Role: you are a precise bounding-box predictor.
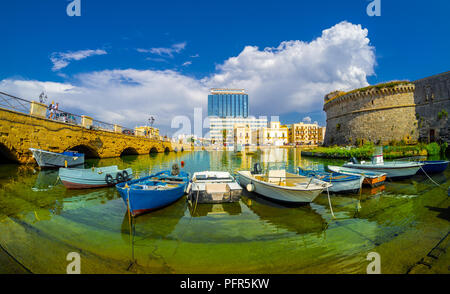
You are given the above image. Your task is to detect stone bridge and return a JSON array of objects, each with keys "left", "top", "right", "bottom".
[{"left": 0, "top": 102, "right": 190, "bottom": 165}]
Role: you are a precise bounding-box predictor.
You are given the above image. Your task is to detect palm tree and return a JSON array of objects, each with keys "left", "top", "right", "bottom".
[{"left": 222, "top": 129, "right": 227, "bottom": 146}]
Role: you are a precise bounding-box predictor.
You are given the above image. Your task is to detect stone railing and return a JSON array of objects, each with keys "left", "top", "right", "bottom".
[{"left": 0, "top": 91, "right": 139, "bottom": 137}]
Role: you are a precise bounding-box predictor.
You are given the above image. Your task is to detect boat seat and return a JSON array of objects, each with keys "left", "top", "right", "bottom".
[
  {"left": 268, "top": 170, "right": 286, "bottom": 185},
  {"left": 206, "top": 183, "right": 231, "bottom": 201}
]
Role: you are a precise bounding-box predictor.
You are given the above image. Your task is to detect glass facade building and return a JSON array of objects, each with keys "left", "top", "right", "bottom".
[{"left": 208, "top": 89, "right": 248, "bottom": 118}]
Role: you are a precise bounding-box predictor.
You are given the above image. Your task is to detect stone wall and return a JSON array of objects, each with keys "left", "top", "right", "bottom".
[
  {"left": 0, "top": 107, "right": 191, "bottom": 164},
  {"left": 323, "top": 71, "right": 450, "bottom": 146},
  {"left": 414, "top": 72, "right": 450, "bottom": 143},
  {"left": 323, "top": 84, "right": 418, "bottom": 145}
]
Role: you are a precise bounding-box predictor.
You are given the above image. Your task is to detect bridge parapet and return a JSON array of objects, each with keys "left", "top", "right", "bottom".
[{"left": 0, "top": 91, "right": 180, "bottom": 164}]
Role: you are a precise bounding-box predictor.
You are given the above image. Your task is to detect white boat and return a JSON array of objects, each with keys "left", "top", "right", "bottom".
[
  {"left": 188, "top": 171, "right": 243, "bottom": 204},
  {"left": 327, "top": 165, "right": 387, "bottom": 187},
  {"left": 236, "top": 165, "right": 332, "bottom": 204},
  {"left": 342, "top": 150, "right": 423, "bottom": 179},
  {"left": 29, "top": 148, "right": 84, "bottom": 168},
  {"left": 59, "top": 165, "right": 132, "bottom": 189}
]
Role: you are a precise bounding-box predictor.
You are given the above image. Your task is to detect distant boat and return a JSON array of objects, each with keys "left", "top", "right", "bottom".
[
  {"left": 343, "top": 158, "right": 423, "bottom": 179},
  {"left": 298, "top": 167, "right": 363, "bottom": 193},
  {"left": 116, "top": 170, "right": 189, "bottom": 217},
  {"left": 237, "top": 164, "right": 332, "bottom": 204},
  {"left": 327, "top": 165, "right": 387, "bottom": 187},
  {"left": 187, "top": 171, "right": 242, "bottom": 204},
  {"left": 417, "top": 160, "right": 449, "bottom": 174},
  {"left": 59, "top": 165, "right": 132, "bottom": 189},
  {"left": 29, "top": 148, "right": 84, "bottom": 168},
  {"left": 342, "top": 147, "right": 423, "bottom": 179}
]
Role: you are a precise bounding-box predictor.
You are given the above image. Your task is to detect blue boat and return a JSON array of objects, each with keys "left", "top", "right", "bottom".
[
  {"left": 417, "top": 160, "right": 449, "bottom": 174},
  {"left": 298, "top": 167, "right": 363, "bottom": 193},
  {"left": 116, "top": 170, "right": 189, "bottom": 217}
]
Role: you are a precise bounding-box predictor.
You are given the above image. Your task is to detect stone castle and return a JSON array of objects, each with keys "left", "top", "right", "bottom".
[{"left": 323, "top": 71, "right": 450, "bottom": 146}]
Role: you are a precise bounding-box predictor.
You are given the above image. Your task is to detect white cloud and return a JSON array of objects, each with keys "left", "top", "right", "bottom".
[
  {"left": 137, "top": 42, "right": 186, "bottom": 58},
  {"left": 2, "top": 22, "right": 375, "bottom": 135},
  {"left": 205, "top": 21, "right": 375, "bottom": 115},
  {"left": 182, "top": 61, "right": 192, "bottom": 67},
  {"left": 302, "top": 116, "right": 312, "bottom": 123},
  {"left": 50, "top": 49, "right": 107, "bottom": 71}
]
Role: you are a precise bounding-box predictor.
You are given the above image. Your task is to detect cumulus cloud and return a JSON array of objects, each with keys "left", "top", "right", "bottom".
[
  {"left": 137, "top": 42, "right": 187, "bottom": 58},
  {"left": 205, "top": 21, "right": 375, "bottom": 115},
  {"left": 1, "top": 21, "right": 375, "bottom": 135},
  {"left": 302, "top": 116, "right": 312, "bottom": 123},
  {"left": 50, "top": 49, "right": 107, "bottom": 71}
]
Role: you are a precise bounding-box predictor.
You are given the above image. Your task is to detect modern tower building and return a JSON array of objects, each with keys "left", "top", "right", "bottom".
[{"left": 208, "top": 89, "right": 248, "bottom": 118}]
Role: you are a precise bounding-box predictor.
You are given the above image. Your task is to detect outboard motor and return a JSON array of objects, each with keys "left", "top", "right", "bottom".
[
  {"left": 252, "top": 163, "right": 262, "bottom": 175},
  {"left": 171, "top": 163, "right": 180, "bottom": 176},
  {"left": 351, "top": 157, "right": 359, "bottom": 164}
]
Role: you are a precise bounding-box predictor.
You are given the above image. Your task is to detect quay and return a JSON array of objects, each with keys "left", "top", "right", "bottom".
[{"left": 0, "top": 92, "right": 191, "bottom": 165}]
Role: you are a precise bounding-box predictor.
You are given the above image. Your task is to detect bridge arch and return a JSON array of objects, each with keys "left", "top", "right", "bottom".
[
  {"left": 149, "top": 147, "right": 158, "bottom": 154},
  {"left": 164, "top": 147, "right": 170, "bottom": 153},
  {"left": 120, "top": 147, "right": 139, "bottom": 157},
  {"left": 67, "top": 144, "right": 100, "bottom": 159},
  {"left": 0, "top": 143, "right": 18, "bottom": 163}
]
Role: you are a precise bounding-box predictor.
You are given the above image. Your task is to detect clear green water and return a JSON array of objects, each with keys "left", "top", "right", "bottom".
[{"left": 0, "top": 148, "right": 448, "bottom": 274}]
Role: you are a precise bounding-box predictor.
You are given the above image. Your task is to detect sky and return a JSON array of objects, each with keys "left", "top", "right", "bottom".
[{"left": 1, "top": 0, "right": 449, "bottom": 136}]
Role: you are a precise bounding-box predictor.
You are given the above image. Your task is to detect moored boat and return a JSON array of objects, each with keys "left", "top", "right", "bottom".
[
  {"left": 236, "top": 164, "right": 332, "bottom": 204},
  {"left": 327, "top": 165, "right": 387, "bottom": 187},
  {"left": 116, "top": 169, "right": 189, "bottom": 217},
  {"left": 187, "top": 171, "right": 242, "bottom": 204},
  {"left": 417, "top": 160, "right": 449, "bottom": 174},
  {"left": 59, "top": 165, "right": 132, "bottom": 189},
  {"left": 298, "top": 167, "right": 363, "bottom": 193},
  {"left": 30, "top": 148, "right": 84, "bottom": 168},
  {"left": 343, "top": 159, "right": 423, "bottom": 179}
]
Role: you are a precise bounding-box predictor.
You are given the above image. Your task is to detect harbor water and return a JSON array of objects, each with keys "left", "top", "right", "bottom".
[{"left": 0, "top": 148, "right": 449, "bottom": 274}]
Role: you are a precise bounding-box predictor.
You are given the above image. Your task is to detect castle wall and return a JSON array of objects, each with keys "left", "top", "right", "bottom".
[
  {"left": 323, "top": 71, "right": 450, "bottom": 146},
  {"left": 414, "top": 72, "right": 450, "bottom": 143}
]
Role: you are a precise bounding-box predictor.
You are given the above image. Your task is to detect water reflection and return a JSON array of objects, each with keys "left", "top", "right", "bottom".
[{"left": 0, "top": 149, "right": 449, "bottom": 273}]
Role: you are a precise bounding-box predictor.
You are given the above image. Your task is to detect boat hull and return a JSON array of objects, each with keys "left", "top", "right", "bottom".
[
  {"left": 327, "top": 177, "right": 364, "bottom": 193},
  {"left": 418, "top": 161, "right": 449, "bottom": 174},
  {"left": 327, "top": 166, "right": 387, "bottom": 187},
  {"left": 59, "top": 166, "right": 132, "bottom": 189},
  {"left": 342, "top": 163, "right": 422, "bottom": 179},
  {"left": 116, "top": 171, "right": 189, "bottom": 217},
  {"left": 237, "top": 172, "right": 324, "bottom": 204},
  {"left": 30, "top": 148, "right": 84, "bottom": 168}
]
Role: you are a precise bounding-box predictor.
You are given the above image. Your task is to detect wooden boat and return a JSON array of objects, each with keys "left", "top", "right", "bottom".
[
  {"left": 116, "top": 170, "right": 189, "bottom": 217},
  {"left": 343, "top": 159, "right": 423, "bottom": 179},
  {"left": 236, "top": 164, "right": 332, "bottom": 204},
  {"left": 59, "top": 165, "right": 132, "bottom": 189},
  {"left": 327, "top": 165, "right": 387, "bottom": 187},
  {"left": 187, "top": 171, "right": 242, "bottom": 204},
  {"left": 417, "top": 160, "right": 449, "bottom": 174},
  {"left": 298, "top": 167, "right": 364, "bottom": 193},
  {"left": 29, "top": 148, "right": 84, "bottom": 168}
]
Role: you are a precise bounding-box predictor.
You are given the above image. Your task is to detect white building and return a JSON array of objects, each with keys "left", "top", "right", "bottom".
[{"left": 209, "top": 116, "right": 268, "bottom": 145}]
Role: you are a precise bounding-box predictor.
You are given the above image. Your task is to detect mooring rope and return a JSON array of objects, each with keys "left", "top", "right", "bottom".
[{"left": 419, "top": 165, "right": 444, "bottom": 189}]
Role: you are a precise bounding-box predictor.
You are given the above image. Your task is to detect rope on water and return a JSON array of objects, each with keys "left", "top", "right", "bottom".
[
  {"left": 419, "top": 165, "right": 444, "bottom": 189},
  {"left": 326, "top": 186, "right": 336, "bottom": 219}
]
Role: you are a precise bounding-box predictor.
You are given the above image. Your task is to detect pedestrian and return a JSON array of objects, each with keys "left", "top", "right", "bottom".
[
  {"left": 48, "top": 101, "right": 55, "bottom": 119},
  {"left": 54, "top": 103, "right": 59, "bottom": 120}
]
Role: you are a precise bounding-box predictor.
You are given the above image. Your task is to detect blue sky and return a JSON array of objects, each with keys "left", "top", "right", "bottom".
[{"left": 1, "top": 0, "right": 449, "bottom": 135}]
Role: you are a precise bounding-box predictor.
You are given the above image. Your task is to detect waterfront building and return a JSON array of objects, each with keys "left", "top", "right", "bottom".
[
  {"left": 233, "top": 123, "right": 253, "bottom": 145},
  {"left": 288, "top": 122, "right": 324, "bottom": 145},
  {"left": 253, "top": 121, "right": 288, "bottom": 146},
  {"left": 209, "top": 116, "right": 268, "bottom": 145},
  {"left": 208, "top": 89, "right": 249, "bottom": 118}
]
